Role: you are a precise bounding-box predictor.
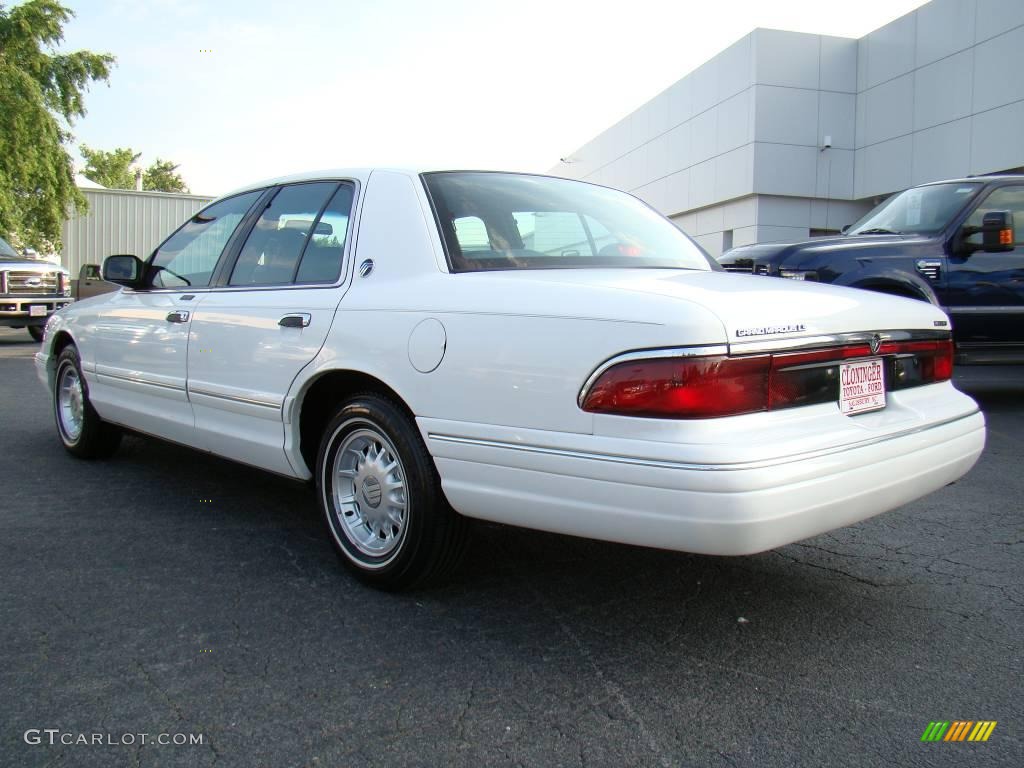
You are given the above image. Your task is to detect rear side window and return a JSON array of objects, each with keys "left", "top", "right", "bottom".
[
  {"left": 229, "top": 183, "right": 337, "bottom": 286},
  {"left": 149, "top": 191, "right": 262, "bottom": 288},
  {"left": 229, "top": 182, "right": 355, "bottom": 286},
  {"left": 295, "top": 184, "right": 355, "bottom": 284}
]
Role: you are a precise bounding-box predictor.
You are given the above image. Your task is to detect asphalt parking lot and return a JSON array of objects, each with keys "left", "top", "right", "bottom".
[{"left": 1, "top": 327, "right": 1021, "bottom": 768}]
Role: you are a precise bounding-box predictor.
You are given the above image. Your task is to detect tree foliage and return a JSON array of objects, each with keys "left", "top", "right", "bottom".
[
  {"left": 143, "top": 158, "right": 188, "bottom": 193},
  {"left": 81, "top": 145, "right": 190, "bottom": 193},
  {"left": 0, "top": 0, "right": 114, "bottom": 249},
  {"left": 80, "top": 144, "right": 139, "bottom": 189}
]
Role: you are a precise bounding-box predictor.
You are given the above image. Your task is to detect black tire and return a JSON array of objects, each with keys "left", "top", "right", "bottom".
[
  {"left": 28, "top": 325, "right": 44, "bottom": 342},
  {"left": 53, "top": 346, "right": 122, "bottom": 459},
  {"left": 316, "top": 393, "right": 468, "bottom": 590}
]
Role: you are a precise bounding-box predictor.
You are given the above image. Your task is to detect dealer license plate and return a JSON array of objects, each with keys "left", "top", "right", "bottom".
[
  {"left": 839, "top": 358, "right": 885, "bottom": 415},
  {"left": 28, "top": 305, "right": 47, "bottom": 317}
]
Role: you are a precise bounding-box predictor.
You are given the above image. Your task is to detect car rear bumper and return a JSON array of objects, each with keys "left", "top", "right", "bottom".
[{"left": 420, "top": 385, "right": 985, "bottom": 555}]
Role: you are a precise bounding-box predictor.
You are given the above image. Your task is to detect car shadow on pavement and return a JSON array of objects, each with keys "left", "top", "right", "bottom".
[{"left": 97, "top": 427, "right": 961, "bottom": 671}]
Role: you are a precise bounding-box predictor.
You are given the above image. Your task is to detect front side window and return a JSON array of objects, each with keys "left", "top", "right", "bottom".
[
  {"left": 148, "top": 191, "right": 262, "bottom": 288},
  {"left": 847, "top": 183, "right": 981, "bottom": 236},
  {"left": 963, "top": 186, "right": 1024, "bottom": 247},
  {"left": 423, "top": 172, "right": 713, "bottom": 272}
]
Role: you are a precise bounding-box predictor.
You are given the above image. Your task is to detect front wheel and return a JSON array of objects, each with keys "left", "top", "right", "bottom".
[
  {"left": 316, "top": 393, "right": 468, "bottom": 590},
  {"left": 28, "top": 326, "right": 44, "bottom": 342},
  {"left": 53, "top": 346, "right": 122, "bottom": 459}
]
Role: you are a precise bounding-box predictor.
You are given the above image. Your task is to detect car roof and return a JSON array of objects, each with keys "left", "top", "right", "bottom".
[
  {"left": 218, "top": 167, "right": 575, "bottom": 201},
  {"left": 918, "top": 174, "right": 1024, "bottom": 186}
]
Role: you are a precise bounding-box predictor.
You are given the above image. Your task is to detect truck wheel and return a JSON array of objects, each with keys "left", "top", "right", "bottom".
[
  {"left": 54, "top": 346, "right": 122, "bottom": 459},
  {"left": 28, "top": 326, "right": 44, "bottom": 342},
  {"left": 316, "top": 393, "right": 468, "bottom": 590}
]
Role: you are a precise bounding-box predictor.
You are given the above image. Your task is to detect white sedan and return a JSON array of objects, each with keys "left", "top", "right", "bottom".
[{"left": 36, "top": 169, "right": 986, "bottom": 589}]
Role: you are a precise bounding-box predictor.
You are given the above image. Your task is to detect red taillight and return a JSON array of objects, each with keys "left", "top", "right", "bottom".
[
  {"left": 581, "top": 339, "right": 954, "bottom": 419},
  {"left": 892, "top": 339, "right": 953, "bottom": 385},
  {"left": 581, "top": 356, "right": 769, "bottom": 418}
]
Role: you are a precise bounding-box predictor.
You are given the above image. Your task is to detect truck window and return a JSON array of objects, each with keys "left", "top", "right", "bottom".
[{"left": 847, "top": 183, "right": 981, "bottom": 236}]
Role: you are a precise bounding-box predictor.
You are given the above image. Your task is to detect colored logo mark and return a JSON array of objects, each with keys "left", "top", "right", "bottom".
[{"left": 921, "top": 721, "right": 997, "bottom": 742}]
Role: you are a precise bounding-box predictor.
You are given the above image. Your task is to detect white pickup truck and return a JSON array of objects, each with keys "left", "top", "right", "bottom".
[{"left": 0, "top": 235, "right": 72, "bottom": 341}]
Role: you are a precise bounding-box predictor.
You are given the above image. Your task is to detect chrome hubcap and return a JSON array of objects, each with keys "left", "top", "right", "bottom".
[
  {"left": 331, "top": 427, "right": 408, "bottom": 557},
  {"left": 57, "top": 364, "right": 84, "bottom": 442}
]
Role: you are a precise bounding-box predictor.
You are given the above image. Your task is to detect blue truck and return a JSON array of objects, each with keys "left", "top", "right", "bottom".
[{"left": 718, "top": 176, "right": 1024, "bottom": 364}]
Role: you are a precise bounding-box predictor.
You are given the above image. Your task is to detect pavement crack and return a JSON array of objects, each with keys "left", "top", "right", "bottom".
[
  {"left": 773, "top": 550, "right": 909, "bottom": 587},
  {"left": 525, "top": 585, "right": 677, "bottom": 768},
  {"left": 278, "top": 541, "right": 305, "bottom": 576},
  {"left": 454, "top": 682, "right": 476, "bottom": 745},
  {"left": 132, "top": 659, "right": 188, "bottom": 723}
]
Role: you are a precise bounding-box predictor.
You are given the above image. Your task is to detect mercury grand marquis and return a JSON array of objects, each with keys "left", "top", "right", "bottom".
[{"left": 36, "top": 169, "right": 986, "bottom": 589}]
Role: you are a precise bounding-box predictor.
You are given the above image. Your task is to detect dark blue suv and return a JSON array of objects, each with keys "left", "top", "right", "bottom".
[{"left": 718, "top": 176, "right": 1024, "bottom": 364}]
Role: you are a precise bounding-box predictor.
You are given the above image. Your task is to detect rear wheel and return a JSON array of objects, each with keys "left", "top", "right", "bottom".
[
  {"left": 54, "top": 346, "right": 122, "bottom": 458},
  {"left": 316, "top": 393, "right": 467, "bottom": 590},
  {"left": 28, "top": 326, "right": 44, "bottom": 342}
]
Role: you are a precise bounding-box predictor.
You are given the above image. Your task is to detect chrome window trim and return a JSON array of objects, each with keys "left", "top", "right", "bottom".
[
  {"left": 429, "top": 409, "right": 981, "bottom": 473},
  {"left": 577, "top": 345, "right": 730, "bottom": 407},
  {"left": 128, "top": 177, "right": 363, "bottom": 296},
  {"left": 96, "top": 370, "right": 185, "bottom": 392},
  {"left": 727, "top": 329, "right": 950, "bottom": 355},
  {"left": 187, "top": 386, "right": 280, "bottom": 409},
  {"left": 945, "top": 306, "right": 1024, "bottom": 314}
]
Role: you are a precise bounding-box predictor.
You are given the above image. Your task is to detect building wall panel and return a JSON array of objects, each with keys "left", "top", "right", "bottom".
[{"left": 61, "top": 189, "right": 213, "bottom": 277}]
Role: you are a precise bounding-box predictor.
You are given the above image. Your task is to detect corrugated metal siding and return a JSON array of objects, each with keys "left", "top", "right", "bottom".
[{"left": 61, "top": 188, "right": 214, "bottom": 276}]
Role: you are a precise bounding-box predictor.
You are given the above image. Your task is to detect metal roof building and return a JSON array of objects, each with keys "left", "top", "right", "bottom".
[
  {"left": 61, "top": 187, "right": 213, "bottom": 276},
  {"left": 552, "top": 0, "right": 1024, "bottom": 256}
]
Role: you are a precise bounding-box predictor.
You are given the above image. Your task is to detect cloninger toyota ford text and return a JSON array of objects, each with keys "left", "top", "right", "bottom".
[{"left": 36, "top": 169, "right": 986, "bottom": 589}]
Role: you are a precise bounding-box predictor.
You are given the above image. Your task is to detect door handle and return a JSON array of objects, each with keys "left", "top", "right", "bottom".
[
  {"left": 278, "top": 313, "right": 311, "bottom": 328},
  {"left": 166, "top": 310, "right": 190, "bottom": 323}
]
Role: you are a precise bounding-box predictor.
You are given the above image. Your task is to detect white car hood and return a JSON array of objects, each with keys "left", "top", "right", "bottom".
[{"left": 486, "top": 269, "right": 949, "bottom": 343}]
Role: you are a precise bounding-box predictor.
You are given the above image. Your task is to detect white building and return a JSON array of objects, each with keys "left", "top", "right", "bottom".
[{"left": 552, "top": 0, "right": 1024, "bottom": 257}]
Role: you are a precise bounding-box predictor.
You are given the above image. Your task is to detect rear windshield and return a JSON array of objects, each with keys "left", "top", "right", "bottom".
[
  {"left": 422, "top": 172, "right": 714, "bottom": 272},
  {"left": 846, "top": 182, "right": 982, "bottom": 236}
]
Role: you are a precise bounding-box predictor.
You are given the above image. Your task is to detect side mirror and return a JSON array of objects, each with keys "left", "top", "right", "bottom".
[
  {"left": 981, "top": 210, "right": 1014, "bottom": 253},
  {"left": 79, "top": 263, "right": 101, "bottom": 281},
  {"left": 840, "top": 224, "right": 851, "bottom": 234},
  {"left": 101, "top": 254, "right": 144, "bottom": 287}
]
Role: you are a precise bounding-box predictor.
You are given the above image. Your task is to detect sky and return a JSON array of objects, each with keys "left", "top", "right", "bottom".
[{"left": 58, "top": 0, "right": 930, "bottom": 196}]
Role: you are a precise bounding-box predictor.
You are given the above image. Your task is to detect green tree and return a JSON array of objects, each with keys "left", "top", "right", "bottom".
[
  {"left": 79, "top": 144, "right": 139, "bottom": 189},
  {"left": 0, "top": 0, "right": 114, "bottom": 249},
  {"left": 80, "top": 145, "right": 190, "bottom": 193},
  {"left": 143, "top": 158, "right": 188, "bottom": 193}
]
